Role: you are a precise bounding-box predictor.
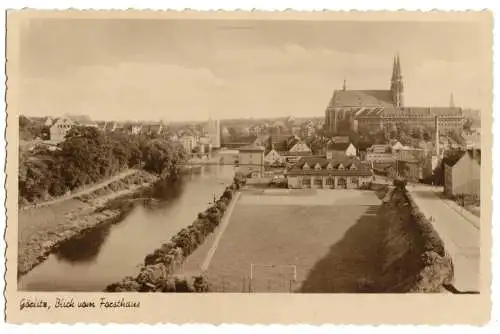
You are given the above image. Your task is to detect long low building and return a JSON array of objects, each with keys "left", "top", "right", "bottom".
[{"left": 286, "top": 157, "right": 373, "bottom": 189}]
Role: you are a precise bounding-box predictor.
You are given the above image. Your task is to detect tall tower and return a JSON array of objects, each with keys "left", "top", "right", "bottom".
[
  {"left": 342, "top": 79, "right": 347, "bottom": 91},
  {"left": 390, "top": 54, "right": 404, "bottom": 108},
  {"left": 449, "top": 93, "right": 455, "bottom": 108},
  {"left": 435, "top": 115, "right": 440, "bottom": 158}
]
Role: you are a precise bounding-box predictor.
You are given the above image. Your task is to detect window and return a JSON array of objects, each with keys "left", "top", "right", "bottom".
[
  {"left": 351, "top": 177, "right": 359, "bottom": 184},
  {"left": 326, "top": 163, "right": 333, "bottom": 170},
  {"left": 302, "top": 178, "right": 311, "bottom": 186},
  {"left": 302, "top": 163, "right": 310, "bottom": 170},
  {"left": 314, "top": 178, "right": 322, "bottom": 186},
  {"left": 338, "top": 178, "right": 347, "bottom": 186},
  {"left": 314, "top": 163, "right": 322, "bottom": 170},
  {"left": 338, "top": 164, "right": 344, "bottom": 170},
  {"left": 326, "top": 178, "right": 334, "bottom": 185}
]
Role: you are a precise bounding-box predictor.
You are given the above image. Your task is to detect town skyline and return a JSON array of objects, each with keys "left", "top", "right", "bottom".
[{"left": 19, "top": 19, "right": 488, "bottom": 122}]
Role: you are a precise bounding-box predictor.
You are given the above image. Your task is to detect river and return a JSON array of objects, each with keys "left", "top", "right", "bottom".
[{"left": 18, "top": 164, "right": 236, "bottom": 292}]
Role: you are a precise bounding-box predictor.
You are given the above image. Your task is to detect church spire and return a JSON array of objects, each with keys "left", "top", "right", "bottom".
[
  {"left": 390, "top": 53, "right": 404, "bottom": 108},
  {"left": 391, "top": 55, "right": 397, "bottom": 80},
  {"left": 395, "top": 53, "right": 401, "bottom": 77}
]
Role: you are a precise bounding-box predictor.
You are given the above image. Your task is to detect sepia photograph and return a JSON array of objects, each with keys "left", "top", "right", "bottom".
[{"left": 5, "top": 10, "right": 492, "bottom": 324}]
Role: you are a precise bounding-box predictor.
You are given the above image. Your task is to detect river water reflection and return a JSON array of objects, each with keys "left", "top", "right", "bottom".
[{"left": 19, "top": 165, "right": 236, "bottom": 291}]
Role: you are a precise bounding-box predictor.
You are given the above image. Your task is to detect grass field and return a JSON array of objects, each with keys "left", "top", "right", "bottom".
[{"left": 203, "top": 189, "right": 385, "bottom": 293}]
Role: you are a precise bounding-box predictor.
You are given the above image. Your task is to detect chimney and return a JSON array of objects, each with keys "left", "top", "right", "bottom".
[{"left": 435, "top": 115, "right": 440, "bottom": 158}]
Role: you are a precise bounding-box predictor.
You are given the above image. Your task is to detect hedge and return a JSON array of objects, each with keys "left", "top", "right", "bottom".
[{"left": 105, "top": 182, "right": 240, "bottom": 292}]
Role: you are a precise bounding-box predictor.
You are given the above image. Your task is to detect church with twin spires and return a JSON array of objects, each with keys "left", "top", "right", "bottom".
[{"left": 324, "top": 54, "right": 465, "bottom": 135}]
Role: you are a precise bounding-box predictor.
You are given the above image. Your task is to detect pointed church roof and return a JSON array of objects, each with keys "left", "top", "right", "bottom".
[
  {"left": 329, "top": 90, "right": 395, "bottom": 110},
  {"left": 396, "top": 54, "right": 401, "bottom": 77},
  {"left": 391, "top": 55, "right": 397, "bottom": 79}
]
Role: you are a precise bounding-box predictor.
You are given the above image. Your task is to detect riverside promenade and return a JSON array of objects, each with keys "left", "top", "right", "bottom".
[{"left": 407, "top": 185, "right": 480, "bottom": 293}]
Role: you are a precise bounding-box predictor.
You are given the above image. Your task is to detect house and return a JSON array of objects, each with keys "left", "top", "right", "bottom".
[
  {"left": 44, "top": 117, "right": 54, "bottom": 127},
  {"left": 179, "top": 135, "right": 198, "bottom": 154},
  {"left": 269, "top": 135, "right": 312, "bottom": 164},
  {"left": 49, "top": 117, "right": 75, "bottom": 142},
  {"left": 391, "top": 140, "right": 404, "bottom": 151},
  {"left": 366, "top": 144, "right": 395, "bottom": 163},
  {"left": 103, "top": 121, "right": 118, "bottom": 132},
  {"left": 238, "top": 144, "right": 265, "bottom": 178},
  {"left": 124, "top": 123, "right": 143, "bottom": 135},
  {"left": 326, "top": 142, "right": 357, "bottom": 159},
  {"left": 286, "top": 156, "right": 372, "bottom": 189},
  {"left": 267, "top": 135, "right": 298, "bottom": 149},
  {"left": 143, "top": 123, "right": 165, "bottom": 136},
  {"left": 264, "top": 148, "right": 284, "bottom": 165},
  {"left": 443, "top": 149, "right": 481, "bottom": 197},
  {"left": 254, "top": 135, "right": 270, "bottom": 147},
  {"left": 300, "top": 120, "right": 315, "bottom": 139},
  {"left": 219, "top": 148, "right": 239, "bottom": 165}
]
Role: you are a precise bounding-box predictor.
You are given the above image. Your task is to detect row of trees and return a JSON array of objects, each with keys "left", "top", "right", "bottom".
[
  {"left": 19, "top": 126, "right": 187, "bottom": 204},
  {"left": 106, "top": 184, "right": 240, "bottom": 292}
]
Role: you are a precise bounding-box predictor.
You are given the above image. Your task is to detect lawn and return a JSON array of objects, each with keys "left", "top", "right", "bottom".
[{"left": 203, "top": 190, "right": 385, "bottom": 293}]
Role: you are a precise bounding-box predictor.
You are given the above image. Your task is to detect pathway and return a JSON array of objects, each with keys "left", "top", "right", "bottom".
[
  {"left": 20, "top": 169, "right": 139, "bottom": 211},
  {"left": 407, "top": 185, "right": 480, "bottom": 292},
  {"left": 200, "top": 192, "right": 241, "bottom": 271}
]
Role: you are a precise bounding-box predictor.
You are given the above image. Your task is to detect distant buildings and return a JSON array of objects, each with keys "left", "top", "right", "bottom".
[
  {"left": 49, "top": 117, "right": 75, "bottom": 142},
  {"left": 238, "top": 144, "right": 265, "bottom": 177},
  {"left": 324, "top": 54, "right": 465, "bottom": 135},
  {"left": 179, "top": 134, "right": 198, "bottom": 154},
  {"left": 267, "top": 135, "right": 312, "bottom": 164},
  {"left": 366, "top": 144, "right": 395, "bottom": 163},
  {"left": 48, "top": 115, "right": 97, "bottom": 141},
  {"left": 286, "top": 157, "right": 373, "bottom": 189},
  {"left": 443, "top": 149, "right": 481, "bottom": 197},
  {"left": 326, "top": 141, "right": 357, "bottom": 159}
]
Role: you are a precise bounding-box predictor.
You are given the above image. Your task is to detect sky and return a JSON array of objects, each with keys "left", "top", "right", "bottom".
[{"left": 18, "top": 18, "right": 490, "bottom": 122}]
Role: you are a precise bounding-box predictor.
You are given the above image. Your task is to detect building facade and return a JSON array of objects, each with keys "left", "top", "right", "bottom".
[
  {"left": 264, "top": 149, "right": 285, "bottom": 165},
  {"left": 326, "top": 142, "right": 357, "bottom": 159},
  {"left": 286, "top": 157, "right": 372, "bottom": 189},
  {"left": 444, "top": 149, "right": 481, "bottom": 197},
  {"left": 324, "top": 55, "right": 464, "bottom": 135},
  {"left": 49, "top": 117, "right": 75, "bottom": 142},
  {"left": 179, "top": 135, "right": 197, "bottom": 154},
  {"left": 238, "top": 144, "right": 265, "bottom": 178},
  {"left": 366, "top": 144, "right": 395, "bottom": 163}
]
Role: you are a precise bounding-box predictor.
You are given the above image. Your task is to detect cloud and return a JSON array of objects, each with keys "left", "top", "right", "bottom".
[
  {"left": 20, "top": 43, "right": 487, "bottom": 121},
  {"left": 20, "top": 63, "right": 226, "bottom": 120}
]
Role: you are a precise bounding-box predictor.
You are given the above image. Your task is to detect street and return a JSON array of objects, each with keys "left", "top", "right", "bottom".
[{"left": 407, "top": 185, "right": 480, "bottom": 292}]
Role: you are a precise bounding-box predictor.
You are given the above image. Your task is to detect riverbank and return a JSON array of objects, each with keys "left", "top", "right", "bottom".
[
  {"left": 18, "top": 170, "right": 159, "bottom": 278},
  {"left": 105, "top": 183, "right": 240, "bottom": 292}
]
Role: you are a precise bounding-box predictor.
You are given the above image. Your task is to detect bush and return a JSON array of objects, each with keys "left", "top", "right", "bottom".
[
  {"left": 393, "top": 178, "right": 407, "bottom": 190},
  {"left": 108, "top": 178, "right": 241, "bottom": 293}
]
